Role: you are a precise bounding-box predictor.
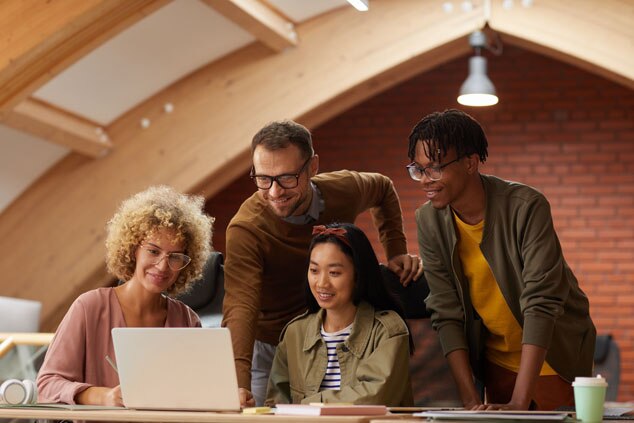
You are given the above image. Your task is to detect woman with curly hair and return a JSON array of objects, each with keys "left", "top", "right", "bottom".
[{"left": 37, "top": 186, "right": 213, "bottom": 406}]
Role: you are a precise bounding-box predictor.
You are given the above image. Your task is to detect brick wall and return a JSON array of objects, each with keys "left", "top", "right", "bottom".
[{"left": 205, "top": 45, "right": 634, "bottom": 401}]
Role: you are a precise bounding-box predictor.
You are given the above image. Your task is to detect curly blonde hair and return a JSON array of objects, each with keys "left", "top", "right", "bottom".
[{"left": 105, "top": 186, "right": 214, "bottom": 297}]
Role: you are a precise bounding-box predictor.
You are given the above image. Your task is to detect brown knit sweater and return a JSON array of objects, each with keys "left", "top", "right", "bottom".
[{"left": 221, "top": 170, "right": 408, "bottom": 388}]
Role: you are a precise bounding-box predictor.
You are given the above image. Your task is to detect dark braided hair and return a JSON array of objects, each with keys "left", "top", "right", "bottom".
[{"left": 408, "top": 109, "right": 488, "bottom": 163}]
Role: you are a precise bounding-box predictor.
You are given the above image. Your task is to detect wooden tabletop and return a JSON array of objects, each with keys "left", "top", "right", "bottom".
[{"left": 0, "top": 407, "right": 415, "bottom": 423}]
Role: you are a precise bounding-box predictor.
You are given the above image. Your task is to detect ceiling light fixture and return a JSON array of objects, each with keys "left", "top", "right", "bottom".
[
  {"left": 457, "top": 30, "right": 499, "bottom": 107},
  {"left": 347, "top": 0, "right": 369, "bottom": 12}
]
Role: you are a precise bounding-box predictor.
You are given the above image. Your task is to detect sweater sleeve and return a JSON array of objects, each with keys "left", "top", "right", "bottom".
[
  {"left": 264, "top": 336, "right": 291, "bottom": 407},
  {"left": 417, "top": 206, "right": 468, "bottom": 355},
  {"left": 36, "top": 297, "right": 93, "bottom": 404},
  {"left": 517, "top": 194, "right": 568, "bottom": 348},
  {"left": 221, "top": 223, "right": 263, "bottom": 389},
  {"left": 351, "top": 172, "right": 408, "bottom": 260}
]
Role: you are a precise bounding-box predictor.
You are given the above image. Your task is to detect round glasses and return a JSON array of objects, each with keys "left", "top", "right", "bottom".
[
  {"left": 250, "top": 157, "right": 311, "bottom": 190},
  {"left": 406, "top": 158, "right": 460, "bottom": 182},
  {"left": 139, "top": 244, "right": 191, "bottom": 271}
]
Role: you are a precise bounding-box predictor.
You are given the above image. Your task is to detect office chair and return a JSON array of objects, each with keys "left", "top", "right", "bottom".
[
  {"left": 0, "top": 296, "right": 44, "bottom": 381},
  {"left": 379, "top": 265, "right": 430, "bottom": 319},
  {"left": 594, "top": 334, "right": 620, "bottom": 401},
  {"left": 378, "top": 267, "right": 461, "bottom": 405},
  {"left": 177, "top": 251, "right": 225, "bottom": 327}
]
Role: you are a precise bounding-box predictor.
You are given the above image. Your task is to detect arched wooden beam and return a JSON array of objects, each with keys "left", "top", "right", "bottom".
[
  {"left": 0, "top": 0, "right": 480, "bottom": 329},
  {"left": 1, "top": 0, "right": 632, "bottom": 329},
  {"left": 489, "top": 0, "right": 634, "bottom": 89}
]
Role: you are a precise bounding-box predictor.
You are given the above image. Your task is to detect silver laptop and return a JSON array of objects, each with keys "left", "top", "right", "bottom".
[{"left": 111, "top": 327, "right": 240, "bottom": 411}]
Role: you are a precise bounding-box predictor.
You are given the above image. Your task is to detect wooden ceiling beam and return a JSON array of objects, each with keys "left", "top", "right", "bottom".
[
  {"left": 202, "top": 0, "right": 297, "bottom": 52},
  {"left": 0, "top": 0, "right": 171, "bottom": 113},
  {"left": 0, "top": 0, "right": 480, "bottom": 329},
  {"left": 489, "top": 0, "right": 634, "bottom": 89},
  {"left": 1, "top": 98, "right": 113, "bottom": 158},
  {"left": 1, "top": 0, "right": 632, "bottom": 329}
]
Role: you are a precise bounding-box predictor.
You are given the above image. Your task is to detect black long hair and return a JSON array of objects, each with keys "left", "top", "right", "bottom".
[{"left": 305, "top": 223, "right": 414, "bottom": 352}]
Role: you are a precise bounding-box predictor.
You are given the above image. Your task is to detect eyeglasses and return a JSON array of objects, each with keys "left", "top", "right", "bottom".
[
  {"left": 250, "top": 157, "right": 312, "bottom": 190},
  {"left": 406, "top": 158, "right": 461, "bottom": 182},
  {"left": 139, "top": 244, "right": 191, "bottom": 271}
]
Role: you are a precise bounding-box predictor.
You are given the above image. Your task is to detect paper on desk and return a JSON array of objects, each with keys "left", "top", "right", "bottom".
[{"left": 416, "top": 410, "right": 570, "bottom": 421}]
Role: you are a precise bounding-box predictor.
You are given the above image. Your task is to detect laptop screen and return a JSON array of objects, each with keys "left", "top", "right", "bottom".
[{"left": 111, "top": 327, "right": 240, "bottom": 411}]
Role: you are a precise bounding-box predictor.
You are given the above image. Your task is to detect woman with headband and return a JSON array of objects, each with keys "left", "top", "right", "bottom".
[{"left": 265, "top": 223, "right": 413, "bottom": 406}]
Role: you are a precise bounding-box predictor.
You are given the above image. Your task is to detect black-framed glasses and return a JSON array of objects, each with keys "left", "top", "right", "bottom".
[
  {"left": 406, "top": 158, "right": 461, "bottom": 182},
  {"left": 250, "top": 157, "right": 312, "bottom": 190},
  {"left": 139, "top": 244, "right": 191, "bottom": 271}
]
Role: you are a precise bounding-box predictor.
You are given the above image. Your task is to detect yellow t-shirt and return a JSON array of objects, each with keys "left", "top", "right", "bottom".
[{"left": 453, "top": 211, "right": 556, "bottom": 375}]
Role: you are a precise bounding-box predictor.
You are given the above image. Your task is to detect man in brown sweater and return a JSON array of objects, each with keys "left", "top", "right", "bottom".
[{"left": 222, "top": 120, "right": 422, "bottom": 406}]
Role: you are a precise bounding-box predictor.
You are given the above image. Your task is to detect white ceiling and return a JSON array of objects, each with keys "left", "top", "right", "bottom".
[
  {"left": 0, "top": 125, "right": 68, "bottom": 212},
  {"left": 33, "top": 0, "right": 256, "bottom": 125},
  {"left": 0, "top": 0, "right": 350, "bottom": 214},
  {"left": 267, "top": 0, "right": 345, "bottom": 22}
]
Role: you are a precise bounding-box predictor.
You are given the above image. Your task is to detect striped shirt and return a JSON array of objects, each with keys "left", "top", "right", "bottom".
[{"left": 319, "top": 323, "right": 353, "bottom": 391}]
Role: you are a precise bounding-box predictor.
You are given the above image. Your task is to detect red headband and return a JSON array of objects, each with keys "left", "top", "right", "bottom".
[{"left": 312, "top": 225, "right": 351, "bottom": 247}]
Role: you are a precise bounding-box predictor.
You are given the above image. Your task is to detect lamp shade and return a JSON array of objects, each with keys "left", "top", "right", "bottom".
[{"left": 458, "top": 56, "right": 498, "bottom": 106}]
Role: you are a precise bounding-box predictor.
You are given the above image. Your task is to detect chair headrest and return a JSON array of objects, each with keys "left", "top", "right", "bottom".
[
  {"left": 380, "top": 265, "right": 431, "bottom": 319},
  {"left": 594, "top": 334, "right": 613, "bottom": 364},
  {"left": 177, "top": 252, "right": 224, "bottom": 311}
]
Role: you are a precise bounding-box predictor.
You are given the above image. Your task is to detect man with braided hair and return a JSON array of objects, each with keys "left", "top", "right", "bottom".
[{"left": 408, "top": 109, "right": 595, "bottom": 411}]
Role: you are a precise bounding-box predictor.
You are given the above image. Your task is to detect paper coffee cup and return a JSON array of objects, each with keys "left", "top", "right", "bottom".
[{"left": 573, "top": 375, "right": 608, "bottom": 423}]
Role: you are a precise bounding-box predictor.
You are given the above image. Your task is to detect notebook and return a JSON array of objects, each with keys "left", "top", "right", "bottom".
[
  {"left": 111, "top": 327, "right": 240, "bottom": 411},
  {"left": 274, "top": 404, "right": 387, "bottom": 416}
]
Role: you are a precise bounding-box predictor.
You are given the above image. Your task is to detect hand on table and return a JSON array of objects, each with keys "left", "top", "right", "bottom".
[
  {"left": 473, "top": 400, "right": 530, "bottom": 411},
  {"left": 239, "top": 388, "right": 255, "bottom": 408},
  {"left": 75, "top": 385, "right": 123, "bottom": 406}
]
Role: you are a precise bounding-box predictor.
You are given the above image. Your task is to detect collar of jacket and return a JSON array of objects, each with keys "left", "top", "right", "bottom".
[{"left": 302, "top": 301, "right": 374, "bottom": 358}]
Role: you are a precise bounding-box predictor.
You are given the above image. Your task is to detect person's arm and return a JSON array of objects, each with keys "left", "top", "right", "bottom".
[
  {"left": 518, "top": 195, "right": 569, "bottom": 348},
  {"left": 416, "top": 207, "right": 479, "bottom": 407},
  {"left": 239, "top": 389, "right": 255, "bottom": 408},
  {"left": 75, "top": 386, "right": 123, "bottom": 406},
  {"left": 264, "top": 338, "right": 291, "bottom": 407},
  {"left": 222, "top": 224, "right": 264, "bottom": 390},
  {"left": 480, "top": 344, "right": 547, "bottom": 410},
  {"left": 352, "top": 172, "right": 422, "bottom": 285},
  {"left": 36, "top": 298, "right": 97, "bottom": 404},
  {"left": 479, "top": 195, "right": 567, "bottom": 410},
  {"left": 446, "top": 350, "right": 482, "bottom": 409},
  {"left": 301, "top": 319, "right": 411, "bottom": 405}
]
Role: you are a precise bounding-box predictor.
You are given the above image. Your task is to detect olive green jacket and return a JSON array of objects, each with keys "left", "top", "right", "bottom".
[
  {"left": 265, "top": 301, "right": 413, "bottom": 406},
  {"left": 417, "top": 174, "right": 596, "bottom": 383}
]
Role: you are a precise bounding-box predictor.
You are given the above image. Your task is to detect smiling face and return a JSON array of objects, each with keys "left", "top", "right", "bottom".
[
  {"left": 252, "top": 145, "right": 318, "bottom": 218},
  {"left": 308, "top": 242, "right": 357, "bottom": 317},
  {"left": 413, "top": 141, "right": 472, "bottom": 210},
  {"left": 130, "top": 227, "right": 186, "bottom": 294}
]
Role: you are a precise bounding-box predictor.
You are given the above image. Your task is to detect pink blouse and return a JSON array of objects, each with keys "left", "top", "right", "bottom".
[{"left": 36, "top": 287, "right": 201, "bottom": 404}]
